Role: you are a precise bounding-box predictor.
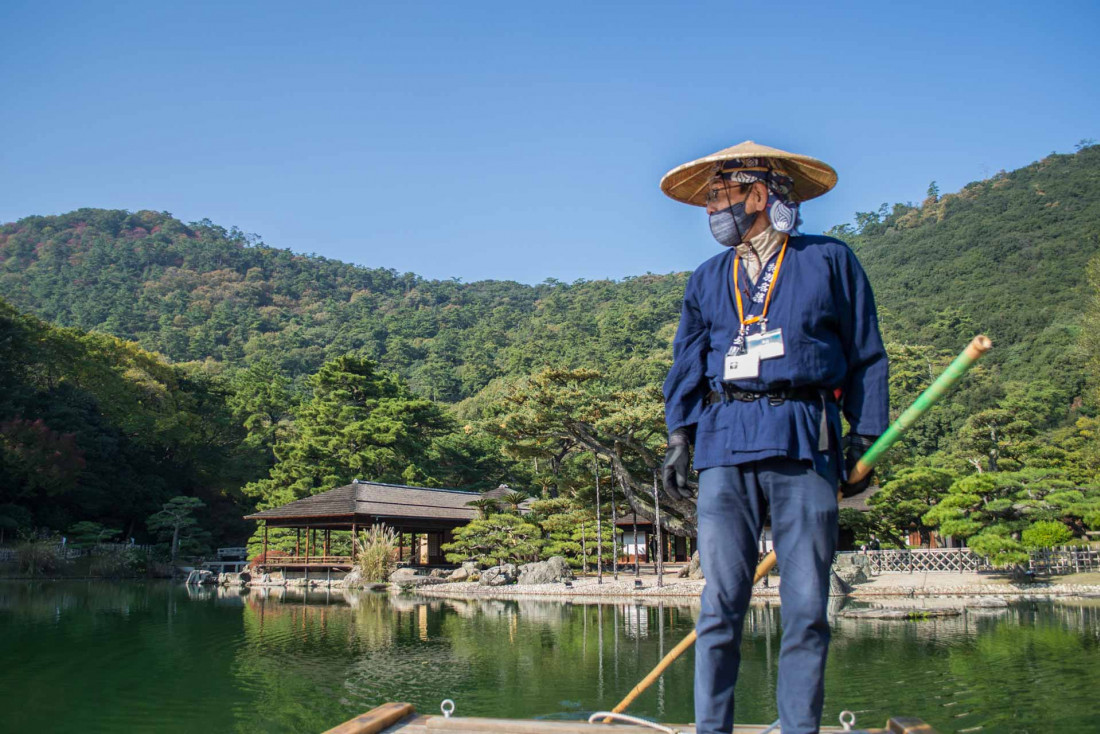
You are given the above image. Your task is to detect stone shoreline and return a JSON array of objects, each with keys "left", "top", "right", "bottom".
[
  {"left": 183, "top": 564, "right": 1100, "bottom": 605},
  {"left": 850, "top": 584, "right": 1100, "bottom": 598},
  {"left": 411, "top": 574, "right": 1100, "bottom": 604}
]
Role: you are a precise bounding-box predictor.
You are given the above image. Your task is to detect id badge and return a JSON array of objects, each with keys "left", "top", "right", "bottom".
[
  {"left": 746, "top": 328, "right": 785, "bottom": 360},
  {"left": 724, "top": 352, "right": 760, "bottom": 381}
]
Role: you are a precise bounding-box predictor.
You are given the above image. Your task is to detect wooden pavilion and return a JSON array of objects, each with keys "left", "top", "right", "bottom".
[
  {"left": 243, "top": 479, "right": 479, "bottom": 571},
  {"left": 616, "top": 513, "right": 694, "bottom": 564}
]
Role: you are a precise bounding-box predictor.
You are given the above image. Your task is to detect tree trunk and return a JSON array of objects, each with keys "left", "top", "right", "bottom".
[
  {"left": 568, "top": 435, "right": 696, "bottom": 538},
  {"left": 594, "top": 453, "right": 603, "bottom": 585},
  {"left": 610, "top": 470, "right": 618, "bottom": 580},
  {"left": 581, "top": 524, "right": 588, "bottom": 575},
  {"left": 652, "top": 470, "right": 664, "bottom": 588}
]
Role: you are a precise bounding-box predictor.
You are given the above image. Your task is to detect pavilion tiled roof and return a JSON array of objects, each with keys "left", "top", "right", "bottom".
[{"left": 244, "top": 480, "right": 480, "bottom": 522}]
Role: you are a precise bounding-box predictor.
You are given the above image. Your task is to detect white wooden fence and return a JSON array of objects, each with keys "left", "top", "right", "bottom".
[
  {"left": 867, "top": 548, "right": 991, "bottom": 574},
  {"left": 1028, "top": 546, "right": 1100, "bottom": 575},
  {"left": 0, "top": 543, "right": 154, "bottom": 562},
  {"left": 865, "top": 546, "right": 1100, "bottom": 575}
]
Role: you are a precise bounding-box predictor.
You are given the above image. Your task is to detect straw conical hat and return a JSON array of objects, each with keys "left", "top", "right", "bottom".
[{"left": 660, "top": 140, "right": 837, "bottom": 207}]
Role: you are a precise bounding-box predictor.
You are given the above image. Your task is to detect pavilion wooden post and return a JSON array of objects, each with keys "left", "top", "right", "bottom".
[
  {"left": 351, "top": 521, "right": 358, "bottom": 561},
  {"left": 581, "top": 524, "right": 588, "bottom": 576},
  {"left": 262, "top": 522, "right": 268, "bottom": 567},
  {"left": 295, "top": 528, "right": 300, "bottom": 557},
  {"left": 324, "top": 529, "right": 330, "bottom": 559},
  {"left": 304, "top": 525, "right": 311, "bottom": 581},
  {"left": 398, "top": 532, "right": 404, "bottom": 563}
]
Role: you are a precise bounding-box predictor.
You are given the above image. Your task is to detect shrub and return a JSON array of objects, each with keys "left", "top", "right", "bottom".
[
  {"left": 16, "top": 538, "right": 65, "bottom": 576},
  {"left": 1021, "top": 521, "right": 1074, "bottom": 550},
  {"left": 89, "top": 547, "right": 142, "bottom": 578},
  {"left": 968, "top": 531, "right": 1028, "bottom": 567},
  {"left": 354, "top": 525, "right": 398, "bottom": 582},
  {"left": 249, "top": 548, "right": 288, "bottom": 569},
  {"left": 67, "top": 521, "right": 121, "bottom": 551},
  {"left": 442, "top": 514, "right": 543, "bottom": 567}
]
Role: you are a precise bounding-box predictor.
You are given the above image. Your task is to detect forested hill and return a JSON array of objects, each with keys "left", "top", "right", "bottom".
[
  {"left": 838, "top": 144, "right": 1100, "bottom": 384},
  {"left": 0, "top": 211, "right": 684, "bottom": 402},
  {"left": 1, "top": 145, "right": 1098, "bottom": 400}
]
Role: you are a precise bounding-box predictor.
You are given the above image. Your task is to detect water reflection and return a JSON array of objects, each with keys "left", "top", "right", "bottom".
[
  {"left": 2, "top": 582, "right": 1099, "bottom": 733},
  {"left": 230, "top": 592, "right": 1100, "bottom": 732}
]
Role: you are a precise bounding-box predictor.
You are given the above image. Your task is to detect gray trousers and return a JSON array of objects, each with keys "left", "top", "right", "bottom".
[{"left": 694, "top": 457, "right": 838, "bottom": 734}]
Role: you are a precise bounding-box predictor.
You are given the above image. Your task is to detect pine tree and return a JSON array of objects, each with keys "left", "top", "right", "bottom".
[{"left": 243, "top": 355, "right": 455, "bottom": 509}]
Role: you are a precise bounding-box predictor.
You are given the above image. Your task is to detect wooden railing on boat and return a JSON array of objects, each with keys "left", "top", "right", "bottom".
[{"left": 322, "top": 702, "right": 942, "bottom": 734}]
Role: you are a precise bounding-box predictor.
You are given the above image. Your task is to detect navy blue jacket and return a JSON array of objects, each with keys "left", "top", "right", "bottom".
[{"left": 663, "top": 235, "right": 889, "bottom": 474}]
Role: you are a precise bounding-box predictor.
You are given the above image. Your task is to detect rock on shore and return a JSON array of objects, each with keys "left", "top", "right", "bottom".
[
  {"left": 518, "top": 557, "right": 573, "bottom": 585},
  {"left": 676, "top": 551, "right": 704, "bottom": 580},
  {"left": 219, "top": 571, "right": 251, "bottom": 586},
  {"left": 838, "top": 607, "right": 962, "bottom": 620},
  {"left": 447, "top": 562, "right": 479, "bottom": 582},
  {"left": 479, "top": 564, "right": 518, "bottom": 586},
  {"left": 390, "top": 567, "right": 447, "bottom": 587}
]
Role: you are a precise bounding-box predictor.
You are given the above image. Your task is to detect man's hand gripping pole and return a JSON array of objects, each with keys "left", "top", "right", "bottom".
[{"left": 605, "top": 335, "right": 992, "bottom": 722}]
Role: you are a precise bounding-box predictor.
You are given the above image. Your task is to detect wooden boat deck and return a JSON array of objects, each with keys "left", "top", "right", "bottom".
[{"left": 325, "top": 703, "right": 939, "bottom": 734}]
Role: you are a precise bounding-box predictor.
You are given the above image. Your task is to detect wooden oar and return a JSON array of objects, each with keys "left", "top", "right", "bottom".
[
  {"left": 324, "top": 702, "right": 414, "bottom": 734},
  {"left": 605, "top": 335, "right": 992, "bottom": 721}
]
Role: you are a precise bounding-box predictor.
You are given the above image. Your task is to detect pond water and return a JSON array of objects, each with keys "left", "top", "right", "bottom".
[{"left": 1, "top": 582, "right": 1097, "bottom": 733}]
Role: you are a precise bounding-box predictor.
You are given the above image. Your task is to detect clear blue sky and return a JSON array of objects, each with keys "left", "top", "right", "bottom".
[{"left": 2, "top": 1, "right": 1097, "bottom": 284}]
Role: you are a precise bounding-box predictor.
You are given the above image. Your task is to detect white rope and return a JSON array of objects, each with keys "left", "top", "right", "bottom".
[{"left": 587, "top": 711, "right": 680, "bottom": 733}]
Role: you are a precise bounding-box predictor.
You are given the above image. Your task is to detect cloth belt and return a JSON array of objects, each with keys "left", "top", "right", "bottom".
[{"left": 705, "top": 385, "right": 834, "bottom": 451}]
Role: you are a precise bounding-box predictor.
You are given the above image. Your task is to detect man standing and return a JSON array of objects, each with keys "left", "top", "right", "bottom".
[{"left": 660, "top": 141, "right": 888, "bottom": 734}]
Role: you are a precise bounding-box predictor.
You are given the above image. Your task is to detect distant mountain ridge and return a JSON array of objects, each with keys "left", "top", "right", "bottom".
[{"left": 2, "top": 146, "right": 1097, "bottom": 401}]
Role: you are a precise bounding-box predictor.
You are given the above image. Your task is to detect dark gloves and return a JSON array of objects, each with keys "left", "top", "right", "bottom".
[
  {"left": 662, "top": 427, "right": 694, "bottom": 501},
  {"left": 842, "top": 433, "right": 877, "bottom": 498}
]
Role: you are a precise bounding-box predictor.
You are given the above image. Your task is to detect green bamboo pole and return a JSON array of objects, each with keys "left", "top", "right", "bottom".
[
  {"left": 606, "top": 334, "right": 992, "bottom": 721},
  {"left": 849, "top": 334, "right": 992, "bottom": 484}
]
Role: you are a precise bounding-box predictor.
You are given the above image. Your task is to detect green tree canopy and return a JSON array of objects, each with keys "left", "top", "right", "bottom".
[
  {"left": 441, "top": 513, "right": 543, "bottom": 567},
  {"left": 243, "top": 355, "right": 456, "bottom": 509},
  {"left": 868, "top": 467, "right": 956, "bottom": 547},
  {"left": 147, "top": 496, "right": 207, "bottom": 561}
]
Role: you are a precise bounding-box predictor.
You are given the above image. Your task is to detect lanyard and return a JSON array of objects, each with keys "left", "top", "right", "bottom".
[{"left": 733, "top": 235, "right": 789, "bottom": 328}]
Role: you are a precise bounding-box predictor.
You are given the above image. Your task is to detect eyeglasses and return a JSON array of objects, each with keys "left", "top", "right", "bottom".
[
  {"left": 706, "top": 181, "right": 753, "bottom": 204},
  {"left": 706, "top": 186, "right": 730, "bottom": 204},
  {"left": 706, "top": 185, "right": 738, "bottom": 205}
]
